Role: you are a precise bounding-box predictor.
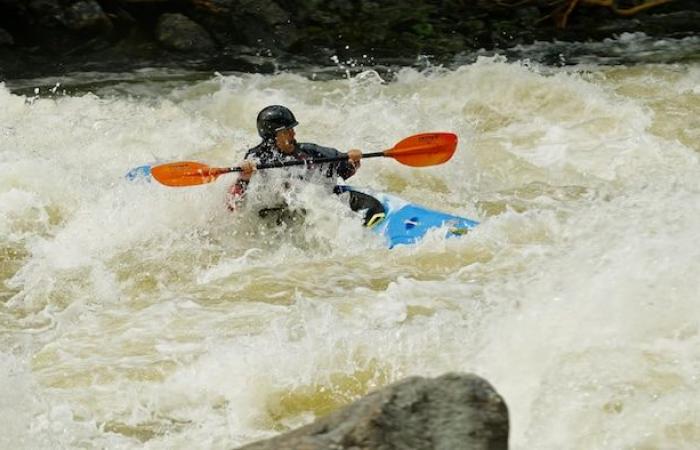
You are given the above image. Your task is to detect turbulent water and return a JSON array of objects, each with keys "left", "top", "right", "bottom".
[{"left": 2, "top": 36, "right": 700, "bottom": 449}]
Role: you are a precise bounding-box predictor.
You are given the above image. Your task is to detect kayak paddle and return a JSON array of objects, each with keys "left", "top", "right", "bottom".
[{"left": 151, "top": 132, "right": 458, "bottom": 187}]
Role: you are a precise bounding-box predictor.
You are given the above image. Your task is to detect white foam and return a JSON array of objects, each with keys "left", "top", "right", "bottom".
[{"left": 1, "top": 59, "right": 699, "bottom": 449}]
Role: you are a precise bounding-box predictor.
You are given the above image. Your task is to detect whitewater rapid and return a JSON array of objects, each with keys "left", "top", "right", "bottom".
[{"left": 1, "top": 54, "right": 699, "bottom": 449}]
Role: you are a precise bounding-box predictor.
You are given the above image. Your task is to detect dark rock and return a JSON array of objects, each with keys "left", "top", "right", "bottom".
[
  {"left": 231, "top": 0, "right": 299, "bottom": 51},
  {"left": 514, "top": 6, "right": 542, "bottom": 24},
  {"left": 26, "top": 0, "right": 65, "bottom": 28},
  {"left": 62, "top": 0, "right": 113, "bottom": 34},
  {"left": 186, "top": 2, "right": 238, "bottom": 46},
  {"left": 0, "top": 27, "right": 13, "bottom": 46},
  {"left": 237, "top": 0, "right": 289, "bottom": 26},
  {"left": 0, "top": 0, "right": 698, "bottom": 78},
  {"left": 236, "top": 373, "right": 509, "bottom": 450},
  {"left": 634, "top": 11, "right": 700, "bottom": 35},
  {"left": 155, "top": 13, "right": 216, "bottom": 52}
]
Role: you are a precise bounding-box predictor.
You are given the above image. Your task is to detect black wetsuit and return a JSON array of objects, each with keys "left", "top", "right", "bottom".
[
  {"left": 229, "top": 139, "right": 384, "bottom": 224},
  {"left": 230, "top": 139, "right": 357, "bottom": 199}
]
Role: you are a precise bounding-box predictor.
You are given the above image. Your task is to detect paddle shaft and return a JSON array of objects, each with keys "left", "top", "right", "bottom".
[{"left": 218, "top": 151, "right": 384, "bottom": 174}]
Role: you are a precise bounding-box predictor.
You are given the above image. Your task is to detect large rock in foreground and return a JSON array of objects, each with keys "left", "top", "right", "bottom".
[{"left": 237, "top": 373, "right": 509, "bottom": 450}]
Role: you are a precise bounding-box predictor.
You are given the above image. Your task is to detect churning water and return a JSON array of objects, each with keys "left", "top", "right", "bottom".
[{"left": 2, "top": 37, "right": 700, "bottom": 449}]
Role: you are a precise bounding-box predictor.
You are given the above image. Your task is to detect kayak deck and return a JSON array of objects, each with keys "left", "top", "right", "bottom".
[{"left": 339, "top": 186, "right": 478, "bottom": 248}]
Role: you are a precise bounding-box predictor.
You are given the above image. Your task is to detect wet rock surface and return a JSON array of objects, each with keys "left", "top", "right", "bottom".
[
  {"left": 155, "top": 12, "right": 215, "bottom": 52},
  {"left": 0, "top": 0, "right": 698, "bottom": 79},
  {"left": 235, "top": 373, "right": 509, "bottom": 450},
  {"left": 0, "top": 27, "right": 13, "bottom": 46}
]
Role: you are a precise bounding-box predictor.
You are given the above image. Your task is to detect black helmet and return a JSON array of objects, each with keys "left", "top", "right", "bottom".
[{"left": 256, "top": 105, "right": 298, "bottom": 139}]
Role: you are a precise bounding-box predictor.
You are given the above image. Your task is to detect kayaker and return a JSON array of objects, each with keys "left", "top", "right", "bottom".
[{"left": 228, "top": 105, "right": 363, "bottom": 213}]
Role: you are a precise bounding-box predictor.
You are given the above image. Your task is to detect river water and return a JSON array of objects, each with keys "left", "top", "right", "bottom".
[{"left": 2, "top": 35, "right": 700, "bottom": 449}]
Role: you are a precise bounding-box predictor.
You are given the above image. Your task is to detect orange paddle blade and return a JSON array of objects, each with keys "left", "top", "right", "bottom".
[
  {"left": 384, "top": 132, "right": 458, "bottom": 167},
  {"left": 151, "top": 161, "right": 229, "bottom": 187}
]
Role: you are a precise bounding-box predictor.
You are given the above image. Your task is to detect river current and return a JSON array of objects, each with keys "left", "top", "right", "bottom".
[{"left": 2, "top": 35, "right": 700, "bottom": 449}]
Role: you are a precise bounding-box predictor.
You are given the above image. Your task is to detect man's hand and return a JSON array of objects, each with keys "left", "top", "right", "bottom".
[
  {"left": 348, "top": 149, "right": 362, "bottom": 169},
  {"left": 238, "top": 160, "right": 257, "bottom": 181}
]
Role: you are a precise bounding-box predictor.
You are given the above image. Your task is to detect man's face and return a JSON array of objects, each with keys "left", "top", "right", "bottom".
[{"left": 275, "top": 128, "right": 296, "bottom": 154}]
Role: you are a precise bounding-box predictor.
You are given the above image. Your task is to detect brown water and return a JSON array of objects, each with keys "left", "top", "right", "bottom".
[{"left": 1, "top": 45, "right": 700, "bottom": 448}]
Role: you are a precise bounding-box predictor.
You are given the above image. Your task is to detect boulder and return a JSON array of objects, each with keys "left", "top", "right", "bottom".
[
  {"left": 236, "top": 373, "right": 509, "bottom": 450},
  {"left": 26, "top": 0, "right": 65, "bottom": 28},
  {"left": 0, "top": 28, "right": 13, "bottom": 46},
  {"left": 62, "top": 0, "right": 113, "bottom": 34},
  {"left": 155, "top": 13, "right": 216, "bottom": 52},
  {"left": 230, "top": 0, "right": 299, "bottom": 51}
]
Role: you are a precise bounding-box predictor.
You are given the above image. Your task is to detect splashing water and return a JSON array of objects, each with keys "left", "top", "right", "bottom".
[{"left": 1, "top": 51, "right": 700, "bottom": 449}]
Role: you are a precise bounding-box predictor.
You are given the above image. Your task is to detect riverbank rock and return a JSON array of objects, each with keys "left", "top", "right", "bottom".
[
  {"left": 156, "top": 13, "right": 215, "bottom": 52},
  {"left": 0, "top": 0, "right": 698, "bottom": 78},
  {"left": 62, "top": 0, "right": 112, "bottom": 34},
  {"left": 236, "top": 372, "right": 509, "bottom": 450},
  {"left": 0, "top": 28, "right": 13, "bottom": 46}
]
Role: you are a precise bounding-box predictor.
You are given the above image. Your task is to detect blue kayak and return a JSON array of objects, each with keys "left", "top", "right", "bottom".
[
  {"left": 338, "top": 186, "right": 478, "bottom": 248},
  {"left": 125, "top": 165, "right": 478, "bottom": 248}
]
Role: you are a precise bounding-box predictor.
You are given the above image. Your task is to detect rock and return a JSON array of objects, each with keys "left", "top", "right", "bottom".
[
  {"left": 1, "top": 0, "right": 699, "bottom": 77},
  {"left": 635, "top": 11, "right": 700, "bottom": 35},
  {"left": 26, "top": 0, "right": 65, "bottom": 27},
  {"left": 155, "top": 13, "right": 216, "bottom": 52},
  {"left": 236, "top": 373, "right": 509, "bottom": 450},
  {"left": 231, "top": 0, "right": 299, "bottom": 51},
  {"left": 0, "top": 28, "right": 13, "bottom": 46},
  {"left": 62, "top": 0, "right": 113, "bottom": 34},
  {"left": 238, "top": 0, "right": 290, "bottom": 26}
]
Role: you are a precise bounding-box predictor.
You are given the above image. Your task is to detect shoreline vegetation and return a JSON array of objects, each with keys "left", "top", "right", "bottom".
[{"left": 0, "top": 0, "right": 698, "bottom": 79}]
